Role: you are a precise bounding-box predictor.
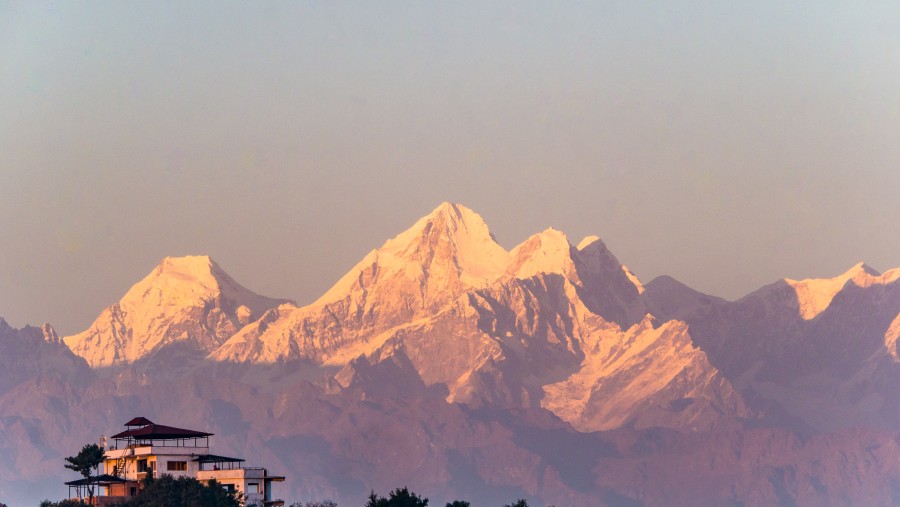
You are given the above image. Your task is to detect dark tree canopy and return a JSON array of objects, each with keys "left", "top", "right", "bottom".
[
  {"left": 365, "top": 487, "right": 428, "bottom": 507},
  {"left": 64, "top": 443, "right": 104, "bottom": 479},
  {"left": 40, "top": 500, "right": 87, "bottom": 507},
  {"left": 503, "top": 500, "right": 529, "bottom": 507},
  {"left": 445, "top": 501, "right": 471, "bottom": 507},
  {"left": 115, "top": 475, "right": 241, "bottom": 507},
  {"left": 63, "top": 443, "right": 104, "bottom": 503}
]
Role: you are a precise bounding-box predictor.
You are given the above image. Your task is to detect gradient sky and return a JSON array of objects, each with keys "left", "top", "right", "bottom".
[{"left": 2, "top": 1, "right": 898, "bottom": 335}]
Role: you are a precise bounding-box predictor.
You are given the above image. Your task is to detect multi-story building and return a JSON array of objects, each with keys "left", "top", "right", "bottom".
[{"left": 65, "top": 417, "right": 285, "bottom": 506}]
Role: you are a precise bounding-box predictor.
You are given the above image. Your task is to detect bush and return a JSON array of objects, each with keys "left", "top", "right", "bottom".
[{"left": 365, "top": 487, "right": 428, "bottom": 507}]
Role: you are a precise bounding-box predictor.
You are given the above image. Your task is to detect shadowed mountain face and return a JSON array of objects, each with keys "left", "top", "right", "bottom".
[
  {"left": 0, "top": 319, "right": 91, "bottom": 397},
  {"left": 666, "top": 265, "right": 900, "bottom": 431},
  {"left": 1, "top": 203, "right": 898, "bottom": 506}
]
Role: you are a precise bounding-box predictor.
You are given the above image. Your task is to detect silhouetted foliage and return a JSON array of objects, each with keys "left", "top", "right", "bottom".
[
  {"left": 115, "top": 475, "right": 241, "bottom": 507},
  {"left": 63, "top": 443, "right": 104, "bottom": 504},
  {"left": 445, "top": 501, "right": 470, "bottom": 507},
  {"left": 365, "top": 487, "right": 428, "bottom": 507},
  {"left": 39, "top": 501, "right": 84, "bottom": 507},
  {"left": 502, "top": 500, "right": 529, "bottom": 507}
]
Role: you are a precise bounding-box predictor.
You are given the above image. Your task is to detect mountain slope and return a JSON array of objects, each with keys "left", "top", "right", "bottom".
[
  {"left": 505, "top": 229, "right": 647, "bottom": 326},
  {"left": 0, "top": 318, "right": 89, "bottom": 396},
  {"left": 64, "top": 256, "right": 291, "bottom": 367},
  {"left": 211, "top": 208, "right": 648, "bottom": 364},
  {"left": 640, "top": 274, "right": 725, "bottom": 320},
  {"left": 543, "top": 316, "right": 751, "bottom": 431},
  {"left": 210, "top": 203, "right": 512, "bottom": 363},
  {"left": 679, "top": 263, "right": 900, "bottom": 430},
  {"left": 208, "top": 205, "right": 741, "bottom": 431},
  {"left": 327, "top": 227, "right": 745, "bottom": 431}
]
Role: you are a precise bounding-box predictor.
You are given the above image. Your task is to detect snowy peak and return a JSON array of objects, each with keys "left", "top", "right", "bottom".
[
  {"left": 505, "top": 229, "right": 626, "bottom": 283},
  {"left": 122, "top": 256, "right": 250, "bottom": 309},
  {"left": 576, "top": 235, "right": 641, "bottom": 287},
  {"left": 121, "top": 255, "right": 219, "bottom": 307},
  {"left": 883, "top": 267, "right": 900, "bottom": 283},
  {"left": 885, "top": 314, "right": 900, "bottom": 362},
  {"left": 40, "top": 323, "right": 61, "bottom": 345},
  {"left": 577, "top": 235, "right": 601, "bottom": 250},
  {"left": 503, "top": 229, "right": 645, "bottom": 326},
  {"left": 154, "top": 255, "right": 220, "bottom": 280},
  {"left": 64, "top": 256, "right": 289, "bottom": 367},
  {"left": 315, "top": 202, "right": 510, "bottom": 307},
  {"left": 785, "top": 262, "right": 891, "bottom": 320},
  {"left": 621, "top": 266, "right": 645, "bottom": 294},
  {"left": 824, "top": 262, "right": 881, "bottom": 285},
  {"left": 507, "top": 228, "right": 577, "bottom": 281},
  {"left": 384, "top": 201, "right": 510, "bottom": 287}
]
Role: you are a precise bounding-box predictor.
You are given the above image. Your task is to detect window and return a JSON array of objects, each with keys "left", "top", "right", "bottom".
[
  {"left": 137, "top": 459, "right": 148, "bottom": 473},
  {"left": 167, "top": 461, "right": 188, "bottom": 471},
  {"left": 248, "top": 482, "right": 260, "bottom": 493}
]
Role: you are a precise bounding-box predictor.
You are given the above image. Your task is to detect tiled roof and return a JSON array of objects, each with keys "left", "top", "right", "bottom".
[{"left": 111, "top": 422, "right": 213, "bottom": 440}]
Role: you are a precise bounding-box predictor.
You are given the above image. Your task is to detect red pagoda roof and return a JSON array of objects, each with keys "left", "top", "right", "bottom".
[{"left": 111, "top": 422, "right": 213, "bottom": 440}]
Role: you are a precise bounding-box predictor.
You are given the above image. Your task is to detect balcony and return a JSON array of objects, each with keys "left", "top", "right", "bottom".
[
  {"left": 196, "top": 466, "right": 266, "bottom": 482},
  {"left": 105, "top": 445, "right": 210, "bottom": 459}
]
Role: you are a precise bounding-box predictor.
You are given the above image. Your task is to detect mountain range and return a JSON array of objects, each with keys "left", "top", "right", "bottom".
[{"left": 1, "top": 202, "right": 898, "bottom": 506}]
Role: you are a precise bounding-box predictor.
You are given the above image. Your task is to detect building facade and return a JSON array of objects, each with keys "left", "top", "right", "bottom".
[{"left": 67, "top": 417, "right": 284, "bottom": 506}]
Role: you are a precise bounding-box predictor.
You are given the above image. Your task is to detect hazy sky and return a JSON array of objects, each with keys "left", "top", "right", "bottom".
[{"left": 2, "top": 1, "right": 898, "bottom": 335}]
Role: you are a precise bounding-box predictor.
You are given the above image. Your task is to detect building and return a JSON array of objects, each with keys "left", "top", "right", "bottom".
[{"left": 66, "top": 417, "right": 285, "bottom": 506}]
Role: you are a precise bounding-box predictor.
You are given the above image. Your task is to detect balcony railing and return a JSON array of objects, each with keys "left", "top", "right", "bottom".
[{"left": 197, "top": 468, "right": 266, "bottom": 480}]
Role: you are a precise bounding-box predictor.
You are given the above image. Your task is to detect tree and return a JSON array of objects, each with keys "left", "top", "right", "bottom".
[
  {"left": 445, "top": 501, "right": 470, "bottom": 507},
  {"left": 64, "top": 443, "right": 104, "bottom": 505},
  {"left": 502, "top": 501, "right": 529, "bottom": 507},
  {"left": 116, "top": 475, "right": 242, "bottom": 507},
  {"left": 365, "top": 487, "right": 428, "bottom": 507}
]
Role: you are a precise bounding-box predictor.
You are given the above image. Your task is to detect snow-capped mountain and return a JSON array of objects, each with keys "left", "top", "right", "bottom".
[
  {"left": 504, "top": 228, "right": 647, "bottom": 326},
  {"left": 206, "top": 205, "right": 746, "bottom": 432},
  {"left": 64, "top": 255, "right": 292, "bottom": 367},
  {"left": 5, "top": 201, "right": 892, "bottom": 506},
  {"left": 59, "top": 202, "right": 900, "bottom": 436},
  {"left": 211, "top": 204, "right": 646, "bottom": 363},
  {"left": 211, "top": 202, "right": 513, "bottom": 363}
]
